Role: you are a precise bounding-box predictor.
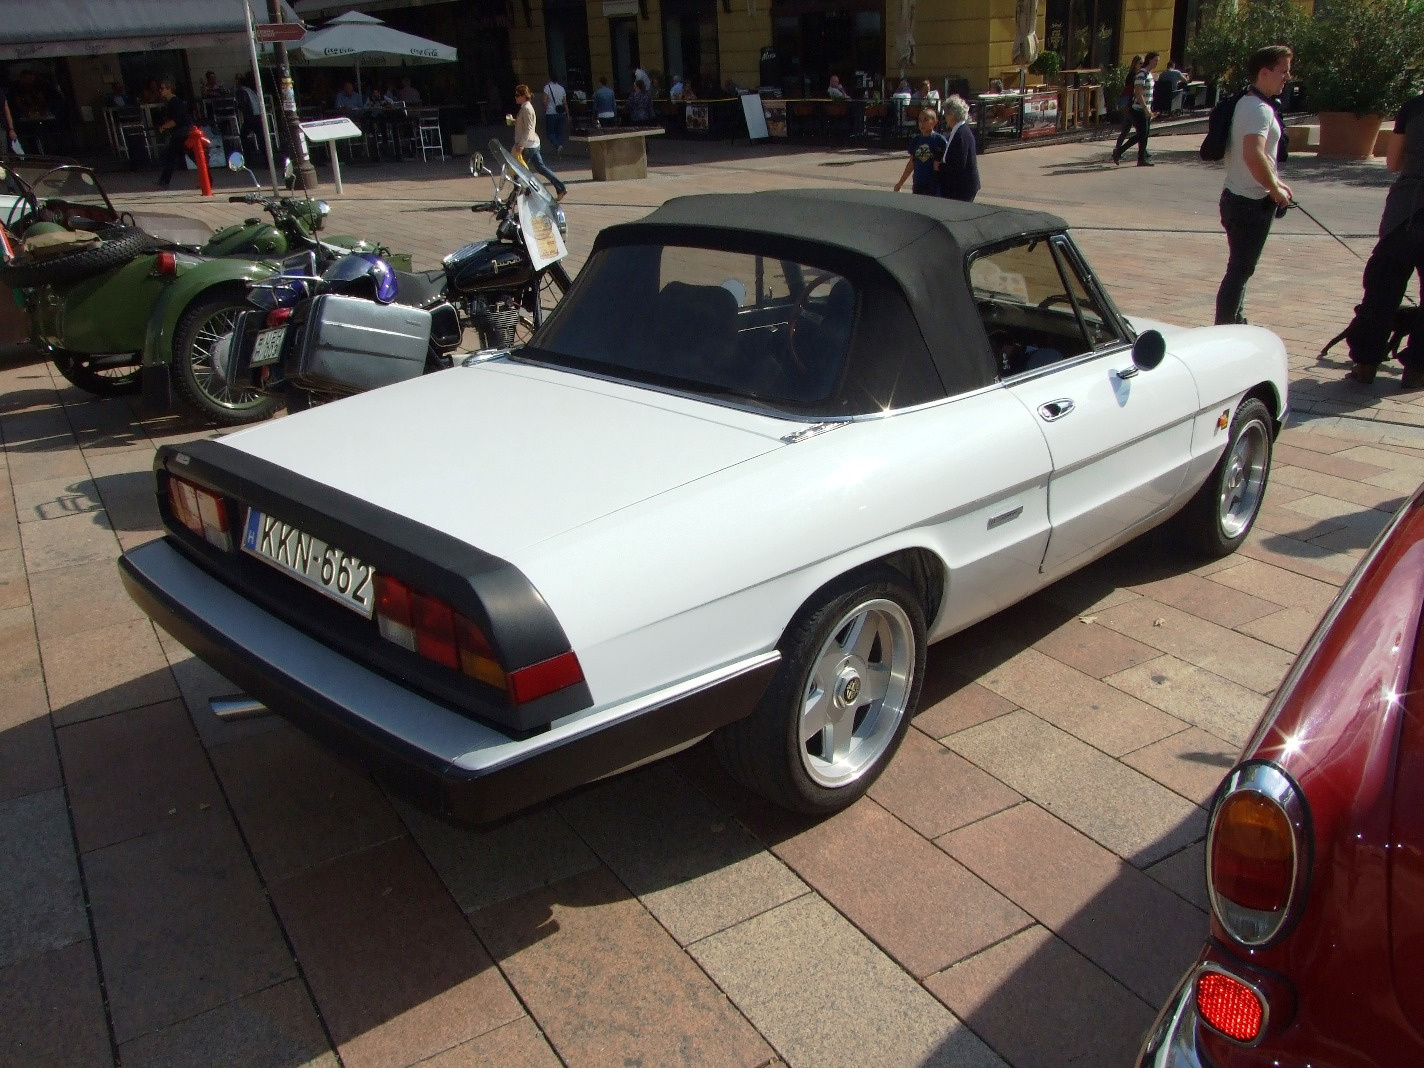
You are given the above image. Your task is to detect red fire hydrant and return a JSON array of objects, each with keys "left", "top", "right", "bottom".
[{"left": 185, "top": 125, "right": 213, "bottom": 198}]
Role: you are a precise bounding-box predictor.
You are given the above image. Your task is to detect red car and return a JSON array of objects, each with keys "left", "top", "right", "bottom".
[{"left": 1139, "top": 480, "right": 1424, "bottom": 1067}]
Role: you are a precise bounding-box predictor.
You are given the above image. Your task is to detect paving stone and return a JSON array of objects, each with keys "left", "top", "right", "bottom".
[
  {"left": 0, "top": 940, "right": 112, "bottom": 1067},
  {"left": 11, "top": 475, "right": 103, "bottom": 525},
  {"left": 1095, "top": 596, "right": 1297, "bottom": 695},
  {"left": 209, "top": 725, "right": 405, "bottom": 884},
  {"left": 271, "top": 837, "right": 523, "bottom": 1068},
  {"left": 947, "top": 711, "right": 1206, "bottom": 867},
  {"left": 1124, "top": 572, "right": 1283, "bottom": 628},
  {"left": 750, "top": 797, "right": 1029, "bottom": 978},
  {"left": 414, "top": 1017, "right": 562, "bottom": 1068},
  {"left": 1106, "top": 654, "right": 1268, "bottom": 748},
  {"left": 4, "top": 438, "right": 89, "bottom": 487},
  {"left": 1208, "top": 557, "right": 1340, "bottom": 611},
  {"left": 1122, "top": 726, "right": 1236, "bottom": 807},
  {"left": 557, "top": 763, "right": 808, "bottom": 945},
  {"left": 162, "top": 647, "right": 285, "bottom": 748},
  {"left": 1236, "top": 604, "right": 1323, "bottom": 654},
  {"left": 1272, "top": 441, "right": 1389, "bottom": 481},
  {"left": 939, "top": 802, "right": 1205, "bottom": 1005},
  {"left": 43, "top": 618, "right": 178, "bottom": 726},
  {"left": 690, "top": 895, "right": 1006, "bottom": 1068},
  {"left": 959, "top": 645, "right": 1186, "bottom": 757},
  {"left": 1028, "top": 614, "right": 1161, "bottom": 679},
  {"left": 1239, "top": 527, "right": 1361, "bottom": 585},
  {"left": 1146, "top": 841, "right": 1211, "bottom": 912},
  {"left": 914, "top": 662, "right": 1018, "bottom": 739},
  {"left": 869, "top": 726, "right": 1022, "bottom": 838},
  {"left": 0, "top": 712, "right": 61, "bottom": 803},
  {"left": 669, "top": 738, "right": 769, "bottom": 816},
  {"left": 925, "top": 925, "right": 1155, "bottom": 1068},
  {"left": 0, "top": 546, "right": 26, "bottom": 611},
  {"left": 18, "top": 508, "right": 117, "bottom": 575},
  {"left": 472, "top": 865, "right": 771, "bottom": 1068},
  {"left": 28, "top": 556, "right": 149, "bottom": 641},
  {"left": 0, "top": 789, "right": 88, "bottom": 969},
  {"left": 56, "top": 699, "right": 221, "bottom": 853},
  {"left": 1269, "top": 464, "right": 1407, "bottom": 513},
  {"left": 397, "top": 799, "right": 599, "bottom": 915},
  {"left": 84, "top": 808, "right": 296, "bottom": 1042},
  {"left": 118, "top": 979, "right": 336, "bottom": 1068}
]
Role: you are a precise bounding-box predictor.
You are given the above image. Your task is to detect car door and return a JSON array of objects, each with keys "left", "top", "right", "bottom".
[{"left": 972, "top": 235, "right": 1200, "bottom": 576}]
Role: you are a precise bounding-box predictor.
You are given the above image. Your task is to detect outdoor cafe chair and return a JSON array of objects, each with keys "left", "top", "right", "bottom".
[{"left": 416, "top": 109, "right": 445, "bottom": 162}]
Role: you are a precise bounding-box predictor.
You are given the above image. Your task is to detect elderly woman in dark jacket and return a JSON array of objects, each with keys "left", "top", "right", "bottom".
[{"left": 937, "top": 95, "right": 980, "bottom": 202}]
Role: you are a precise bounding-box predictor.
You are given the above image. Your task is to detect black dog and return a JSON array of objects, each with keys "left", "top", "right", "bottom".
[{"left": 1321, "top": 303, "right": 1419, "bottom": 360}]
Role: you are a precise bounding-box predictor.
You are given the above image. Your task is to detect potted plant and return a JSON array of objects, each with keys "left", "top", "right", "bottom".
[
  {"left": 1296, "top": 0, "right": 1424, "bottom": 158},
  {"left": 1188, "top": 0, "right": 1311, "bottom": 103},
  {"left": 1029, "top": 50, "right": 1062, "bottom": 81}
]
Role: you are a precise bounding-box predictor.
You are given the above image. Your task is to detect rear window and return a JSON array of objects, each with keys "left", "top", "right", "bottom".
[{"left": 526, "top": 244, "right": 856, "bottom": 411}]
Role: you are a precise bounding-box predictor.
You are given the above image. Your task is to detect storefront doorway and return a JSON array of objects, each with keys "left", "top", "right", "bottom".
[
  {"left": 546, "top": 0, "right": 593, "bottom": 94},
  {"left": 1045, "top": 0, "right": 1120, "bottom": 70},
  {"left": 610, "top": 17, "right": 641, "bottom": 93},
  {"left": 661, "top": 0, "right": 720, "bottom": 98},
  {"left": 771, "top": 3, "right": 883, "bottom": 99}
]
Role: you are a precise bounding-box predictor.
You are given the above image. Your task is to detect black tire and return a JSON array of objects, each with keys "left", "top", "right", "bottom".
[
  {"left": 172, "top": 290, "right": 281, "bottom": 426},
  {"left": 512, "top": 262, "right": 572, "bottom": 346},
  {"left": 52, "top": 351, "right": 142, "bottom": 396},
  {"left": 1176, "top": 397, "right": 1273, "bottom": 558},
  {"left": 714, "top": 566, "right": 927, "bottom": 815},
  {"left": 0, "top": 226, "right": 148, "bottom": 289}
]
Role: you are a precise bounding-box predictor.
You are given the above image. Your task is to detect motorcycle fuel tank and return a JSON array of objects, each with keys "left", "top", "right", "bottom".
[
  {"left": 443, "top": 239, "right": 531, "bottom": 294},
  {"left": 203, "top": 221, "right": 288, "bottom": 259}
]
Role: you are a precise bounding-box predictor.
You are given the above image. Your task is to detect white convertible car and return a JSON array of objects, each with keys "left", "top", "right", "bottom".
[{"left": 120, "top": 190, "right": 1288, "bottom": 823}]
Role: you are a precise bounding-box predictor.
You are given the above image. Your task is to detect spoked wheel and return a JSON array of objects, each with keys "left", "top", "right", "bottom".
[
  {"left": 714, "top": 566, "right": 926, "bottom": 815},
  {"left": 1176, "top": 397, "right": 1273, "bottom": 557},
  {"left": 172, "top": 290, "right": 280, "bottom": 426},
  {"left": 512, "top": 262, "right": 572, "bottom": 346},
  {"left": 52, "top": 351, "right": 142, "bottom": 396}
]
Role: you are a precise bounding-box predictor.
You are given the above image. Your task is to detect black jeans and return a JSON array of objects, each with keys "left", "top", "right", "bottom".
[
  {"left": 1215, "top": 190, "right": 1277, "bottom": 325},
  {"left": 1114, "top": 108, "right": 1150, "bottom": 162},
  {"left": 1344, "top": 216, "right": 1424, "bottom": 369},
  {"left": 157, "top": 129, "right": 189, "bottom": 185}
]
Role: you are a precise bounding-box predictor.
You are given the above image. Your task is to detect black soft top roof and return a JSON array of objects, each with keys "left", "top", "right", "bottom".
[{"left": 594, "top": 190, "right": 1071, "bottom": 403}]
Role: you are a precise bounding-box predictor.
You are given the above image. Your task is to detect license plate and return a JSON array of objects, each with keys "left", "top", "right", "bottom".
[
  {"left": 251, "top": 326, "right": 286, "bottom": 366},
  {"left": 242, "top": 508, "right": 375, "bottom": 616}
]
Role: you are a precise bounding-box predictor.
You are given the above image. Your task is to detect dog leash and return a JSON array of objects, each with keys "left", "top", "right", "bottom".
[{"left": 1287, "top": 198, "right": 1420, "bottom": 308}]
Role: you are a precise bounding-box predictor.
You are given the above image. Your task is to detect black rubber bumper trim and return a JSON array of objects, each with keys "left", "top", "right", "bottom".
[{"left": 120, "top": 549, "right": 776, "bottom": 825}]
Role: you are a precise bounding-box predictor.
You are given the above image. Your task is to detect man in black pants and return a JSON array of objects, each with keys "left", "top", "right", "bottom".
[
  {"left": 1214, "top": 45, "right": 1293, "bottom": 326},
  {"left": 155, "top": 78, "right": 192, "bottom": 189},
  {"left": 1113, "top": 52, "right": 1158, "bottom": 167},
  {"left": 1344, "top": 89, "right": 1424, "bottom": 390}
]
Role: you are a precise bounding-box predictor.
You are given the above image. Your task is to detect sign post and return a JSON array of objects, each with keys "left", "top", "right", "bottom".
[{"left": 244, "top": 0, "right": 281, "bottom": 194}]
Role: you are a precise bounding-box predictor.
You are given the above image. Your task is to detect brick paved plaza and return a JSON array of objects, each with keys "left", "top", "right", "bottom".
[{"left": 3, "top": 130, "right": 1422, "bottom": 1067}]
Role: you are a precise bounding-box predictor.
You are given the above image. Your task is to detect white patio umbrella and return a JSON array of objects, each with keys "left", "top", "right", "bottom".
[
  {"left": 894, "top": 0, "right": 917, "bottom": 77},
  {"left": 1012, "top": 0, "right": 1041, "bottom": 68},
  {"left": 294, "top": 10, "right": 456, "bottom": 96}
]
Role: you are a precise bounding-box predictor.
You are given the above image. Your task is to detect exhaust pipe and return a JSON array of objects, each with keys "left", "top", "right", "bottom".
[{"left": 210, "top": 695, "right": 270, "bottom": 721}]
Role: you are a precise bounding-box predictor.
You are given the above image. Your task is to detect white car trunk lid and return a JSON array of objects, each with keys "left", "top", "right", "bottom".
[{"left": 221, "top": 362, "right": 794, "bottom": 555}]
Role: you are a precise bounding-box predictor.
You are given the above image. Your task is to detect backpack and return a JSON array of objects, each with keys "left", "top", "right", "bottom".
[{"left": 1200, "top": 87, "right": 1290, "bottom": 163}]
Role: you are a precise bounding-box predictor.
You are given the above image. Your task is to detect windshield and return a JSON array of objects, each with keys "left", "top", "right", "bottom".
[
  {"left": 488, "top": 138, "right": 552, "bottom": 208},
  {"left": 527, "top": 243, "right": 857, "bottom": 413},
  {"left": 0, "top": 165, "right": 114, "bottom": 230}
]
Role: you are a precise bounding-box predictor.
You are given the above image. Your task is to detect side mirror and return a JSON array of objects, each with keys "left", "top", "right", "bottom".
[
  {"left": 1132, "top": 329, "right": 1166, "bottom": 372},
  {"left": 227, "top": 151, "right": 246, "bottom": 172}
]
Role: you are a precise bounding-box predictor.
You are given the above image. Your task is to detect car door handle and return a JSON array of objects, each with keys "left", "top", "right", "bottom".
[{"left": 1038, "top": 398, "right": 1075, "bottom": 421}]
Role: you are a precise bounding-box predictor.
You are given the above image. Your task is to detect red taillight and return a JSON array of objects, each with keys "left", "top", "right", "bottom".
[
  {"left": 266, "top": 307, "right": 293, "bottom": 328},
  {"left": 154, "top": 251, "right": 177, "bottom": 276},
  {"left": 508, "top": 651, "right": 584, "bottom": 705},
  {"left": 1212, "top": 791, "right": 1294, "bottom": 912},
  {"left": 1196, "top": 970, "right": 1264, "bottom": 1042},
  {"left": 409, "top": 590, "right": 458, "bottom": 670},
  {"left": 166, "top": 476, "right": 232, "bottom": 551}
]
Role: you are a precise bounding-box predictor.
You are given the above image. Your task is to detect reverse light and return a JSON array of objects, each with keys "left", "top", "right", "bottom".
[
  {"left": 154, "top": 251, "right": 178, "bottom": 276},
  {"left": 1195, "top": 968, "right": 1265, "bottom": 1043},
  {"left": 372, "top": 576, "right": 578, "bottom": 701},
  {"left": 166, "top": 476, "right": 232, "bottom": 551},
  {"left": 1208, "top": 763, "right": 1310, "bottom": 946}
]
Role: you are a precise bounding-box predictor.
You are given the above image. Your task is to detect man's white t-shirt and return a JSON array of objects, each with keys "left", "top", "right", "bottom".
[
  {"left": 1224, "top": 92, "right": 1281, "bottom": 198},
  {"left": 543, "top": 82, "right": 566, "bottom": 115}
]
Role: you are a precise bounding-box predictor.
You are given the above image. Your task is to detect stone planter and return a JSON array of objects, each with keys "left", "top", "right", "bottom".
[{"left": 1316, "top": 111, "right": 1384, "bottom": 160}]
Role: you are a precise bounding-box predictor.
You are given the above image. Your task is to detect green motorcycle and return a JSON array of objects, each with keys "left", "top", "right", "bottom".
[{"left": 1, "top": 158, "right": 381, "bottom": 426}]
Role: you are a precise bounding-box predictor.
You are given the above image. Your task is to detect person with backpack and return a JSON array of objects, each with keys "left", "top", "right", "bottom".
[
  {"left": 1213, "top": 44, "right": 1293, "bottom": 326},
  {"left": 1112, "top": 52, "right": 1159, "bottom": 166},
  {"left": 1343, "top": 88, "right": 1424, "bottom": 389}
]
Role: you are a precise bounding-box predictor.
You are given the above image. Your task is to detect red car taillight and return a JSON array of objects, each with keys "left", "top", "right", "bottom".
[
  {"left": 1195, "top": 968, "right": 1265, "bottom": 1042},
  {"left": 1208, "top": 763, "right": 1310, "bottom": 946},
  {"left": 154, "top": 251, "right": 178, "bottom": 276},
  {"left": 373, "top": 576, "right": 583, "bottom": 704},
  {"left": 166, "top": 476, "right": 233, "bottom": 551}
]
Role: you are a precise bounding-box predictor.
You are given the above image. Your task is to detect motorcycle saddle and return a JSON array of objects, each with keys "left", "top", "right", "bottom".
[{"left": 393, "top": 268, "right": 448, "bottom": 309}]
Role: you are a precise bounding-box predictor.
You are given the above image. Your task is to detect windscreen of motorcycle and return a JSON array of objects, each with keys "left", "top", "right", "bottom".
[{"left": 489, "top": 139, "right": 551, "bottom": 206}]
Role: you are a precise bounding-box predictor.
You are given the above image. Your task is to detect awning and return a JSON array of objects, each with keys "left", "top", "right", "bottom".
[
  {"left": 0, "top": 0, "right": 301, "bottom": 61},
  {"left": 293, "top": 0, "right": 457, "bottom": 17}
]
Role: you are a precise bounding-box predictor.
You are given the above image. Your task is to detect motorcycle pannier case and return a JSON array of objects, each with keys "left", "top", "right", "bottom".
[{"left": 284, "top": 293, "right": 430, "bottom": 396}]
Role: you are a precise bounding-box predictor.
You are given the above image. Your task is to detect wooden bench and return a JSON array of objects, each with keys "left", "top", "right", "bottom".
[{"left": 567, "top": 127, "right": 665, "bottom": 180}]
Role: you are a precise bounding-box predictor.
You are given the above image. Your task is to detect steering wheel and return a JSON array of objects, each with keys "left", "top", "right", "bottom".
[
  {"left": 785, "top": 273, "right": 839, "bottom": 373},
  {"left": 1037, "top": 293, "right": 1075, "bottom": 311}
]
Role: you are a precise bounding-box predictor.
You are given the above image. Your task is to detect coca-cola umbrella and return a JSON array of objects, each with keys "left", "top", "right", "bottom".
[{"left": 294, "top": 11, "right": 456, "bottom": 96}]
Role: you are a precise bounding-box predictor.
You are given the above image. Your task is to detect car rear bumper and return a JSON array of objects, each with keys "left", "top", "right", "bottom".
[{"left": 120, "top": 537, "right": 778, "bottom": 824}]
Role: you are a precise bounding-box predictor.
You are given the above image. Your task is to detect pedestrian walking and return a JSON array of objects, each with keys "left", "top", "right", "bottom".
[
  {"left": 512, "top": 83, "right": 566, "bottom": 200},
  {"left": 1344, "top": 87, "right": 1424, "bottom": 389},
  {"left": 542, "top": 74, "right": 567, "bottom": 155},
  {"left": 893, "top": 107, "right": 948, "bottom": 196},
  {"left": 1112, "top": 51, "right": 1158, "bottom": 166},
  {"left": 938, "top": 95, "right": 980, "bottom": 202},
  {"left": 1214, "top": 45, "right": 1294, "bottom": 326},
  {"left": 154, "top": 78, "right": 192, "bottom": 189}
]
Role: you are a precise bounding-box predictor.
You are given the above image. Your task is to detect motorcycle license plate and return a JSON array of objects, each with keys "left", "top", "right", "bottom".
[
  {"left": 242, "top": 508, "right": 375, "bottom": 617},
  {"left": 251, "top": 327, "right": 286, "bottom": 367}
]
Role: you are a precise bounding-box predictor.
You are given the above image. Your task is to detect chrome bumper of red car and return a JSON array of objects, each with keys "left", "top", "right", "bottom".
[
  {"left": 1138, "top": 967, "right": 1211, "bottom": 1068},
  {"left": 119, "top": 537, "right": 778, "bottom": 824}
]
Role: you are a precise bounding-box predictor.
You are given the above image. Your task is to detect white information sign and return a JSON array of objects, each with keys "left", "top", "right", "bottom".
[
  {"left": 298, "top": 117, "right": 363, "bottom": 143},
  {"left": 742, "top": 93, "right": 769, "bottom": 141},
  {"left": 518, "top": 196, "right": 568, "bottom": 272}
]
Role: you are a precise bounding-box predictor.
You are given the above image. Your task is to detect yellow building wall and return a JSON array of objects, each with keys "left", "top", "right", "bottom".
[
  {"left": 716, "top": 6, "right": 775, "bottom": 91},
  {"left": 1117, "top": 0, "right": 1174, "bottom": 65}
]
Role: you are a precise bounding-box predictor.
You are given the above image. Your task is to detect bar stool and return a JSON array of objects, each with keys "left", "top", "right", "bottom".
[
  {"left": 416, "top": 109, "right": 445, "bottom": 161},
  {"left": 112, "top": 107, "right": 152, "bottom": 163}
]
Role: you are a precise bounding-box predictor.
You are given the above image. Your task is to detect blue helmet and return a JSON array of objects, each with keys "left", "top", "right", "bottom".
[{"left": 322, "top": 252, "right": 398, "bottom": 304}]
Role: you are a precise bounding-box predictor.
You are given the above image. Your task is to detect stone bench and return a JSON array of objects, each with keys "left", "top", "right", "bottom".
[{"left": 567, "top": 128, "right": 665, "bottom": 180}]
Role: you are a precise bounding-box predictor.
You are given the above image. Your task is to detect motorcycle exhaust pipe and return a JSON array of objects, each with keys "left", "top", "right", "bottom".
[{"left": 210, "top": 695, "right": 271, "bottom": 721}]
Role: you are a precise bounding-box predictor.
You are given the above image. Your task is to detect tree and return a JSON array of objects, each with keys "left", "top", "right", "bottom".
[{"left": 1188, "top": 0, "right": 1312, "bottom": 87}]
